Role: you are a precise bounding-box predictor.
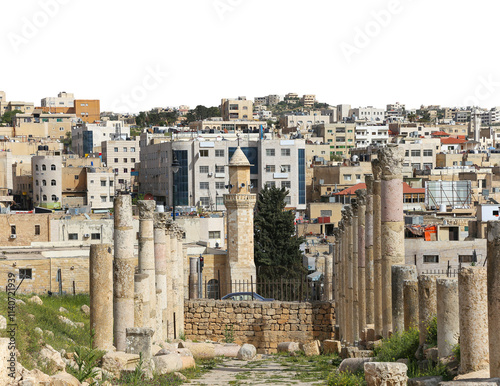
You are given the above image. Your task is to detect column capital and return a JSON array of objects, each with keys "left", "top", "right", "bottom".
[
  {"left": 355, "top": 189, "right": 367, "bottom": 206},
  {"left": 138, "top": 200, "right": 156, "bottom": 220},
  {"left": 351, "top": 198, "right": 359, "bottom": 216},
  {"left": 372, "top": 159, "right": 382, "bottom": 181},
  {"left": 342, "top": 206, "right": 353, "bottom": 225},
  {"left": 377, "top": 145, "right": 404, "bottom": 178},
  {"left": 153, "top": 212, "right": 168, "bottom": 229}
]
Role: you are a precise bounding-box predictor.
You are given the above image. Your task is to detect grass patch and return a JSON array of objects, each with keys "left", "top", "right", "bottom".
[
  {"left": 274, "top": 352, "right": 340, "bottom": 382},
  {"left": 327, "top": 371, "right": 366, "bottom": 386}
]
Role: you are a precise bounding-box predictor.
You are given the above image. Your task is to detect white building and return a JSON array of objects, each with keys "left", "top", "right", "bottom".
[
  {"left": 72, "top": 120, "right": 130, "bottom": 157},
  {"left": 336, "top": 104, "right": 351, "bottom": 122},
  {"left": 32, "top": 155, "right": 62, "bottom": 209},
  {"left": 349, "top": 106, "right": 385, "bottom": 122},
  {"left": 41, "top": 92, "right": 75, "bottom": 108},
  {"left": 355, "top": 125, "right": 389, "bottom": 147},
  {"left": 101, "top": 138, "right": 140, "bottom": 192}
]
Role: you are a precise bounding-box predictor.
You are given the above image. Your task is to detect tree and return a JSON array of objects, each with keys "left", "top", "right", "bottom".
[
  {"left": 254, "top": 186, "right": 305, "bottom": 280},
  {"left": 1, "top": 109, "right": 22, "bottom": 125}
]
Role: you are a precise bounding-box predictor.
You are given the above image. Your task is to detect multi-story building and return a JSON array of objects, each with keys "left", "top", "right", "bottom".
[
  {"left": 312, "top": 123, "right": 356, "bottom": 157},
  {"left": 280, "top": 112, "right": 333, "bottom": 132},
  {"left": 138, "top": 136, "right": 306, "bottom": 212},
  {"left": 254, "top": 95, "right": 281, "bottom": 107},
  {"left": 74, "top": 100, "right": 100, "bottom": 123},
  {"left": 355, "top": 124, "right": 389, "bottom": 147},
  {"left": 301, "top": 94, "right": 316, "bottom": 107},
  {"left": 480, "top": 107, "right": 500, "bottom": 125},
  {"left": 72, "top": 120, "right": 130, "bottom": 156},
  {"left": 101, "top": 138, "right": 140, "bottom": 193},
  {"left": 189, "top": 118, "right": 266, "bottom": 133},
  {"left": 386, "top": 102, "right": 405, "bottom": 122},
  {"left": 336, "top": 104, "right": 351, "bottom": 122},
  {"left": 41, "top": 92, "right": 75, "bottom": 108},
  {"left": 349, "top": 106, "right": 385, "bottom": 122},
  {"left": 220, "top": 97, "right": 253, "bottom": 121},
  {"left": 14, "top": 110, "right": 76, "bottom": 140},
  {"left": 32, "top": 154, "right": 62, "bottom": 209},
  {"left": 0, "top": 91, "right": 35, "bottom": 117},
  {"left": 284, "top": 93, "right": 300, "bottom": 104}
]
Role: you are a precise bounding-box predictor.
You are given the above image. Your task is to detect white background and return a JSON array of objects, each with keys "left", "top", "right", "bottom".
[{"left": 0, "top": 0, "right": 498, "bottom": 113}]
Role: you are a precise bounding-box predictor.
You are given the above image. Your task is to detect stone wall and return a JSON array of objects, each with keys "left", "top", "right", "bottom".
[{"left": 184, "top": 300, "right": 335, "bottom": 353}]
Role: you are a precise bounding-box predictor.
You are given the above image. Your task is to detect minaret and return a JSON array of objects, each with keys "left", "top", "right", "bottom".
[{"left": 224, "top": 147, "right": 257, "bottom": 292}]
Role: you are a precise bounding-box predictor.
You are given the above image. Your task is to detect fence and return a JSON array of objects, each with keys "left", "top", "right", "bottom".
[
  {"left": 192, "top": 273, "right": 326, "bottom": 302},
  {"left": 421, "top": 269, "right": 459, "bottom": 277}
]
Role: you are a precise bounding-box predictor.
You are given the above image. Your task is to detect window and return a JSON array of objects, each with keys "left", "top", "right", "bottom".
[
  {"left": 42, "top": 180, "right": 47, "bottom": 186},
  {"left": 34, "top": 225, "right": 40, "bottom": 235},
  {"left": 423, "top": 163, "right": 433, "bottom": 170},
  {"left": 51, "top": 195, "right": 57, "bottom": 201},
  {"left": 459, "top": 255, "right": 474, "bottom": 263},
  {"left": 68, "top": 233, "right": 78, "bottom": 240},
  {"left": 423, "top": 149, "right": 433, "bottom": 157},
  {"left": 51, "top": 164, "right": 56, "bottom": 170},
  {"left": 405, "top": 150, "right": 409, "bottom": 157},
  {"left": 10, "top": 225, "right": 16, "bottom": 235},
  {"left": 284, "top": 196, "right": 291, "bottom": 205},
  {"left": 131, "top": 158, "right": 136, "bottom": 163},
  {"left": 209, "top": 231, "right": 221, "bottom": 239},
  {"left": 356, "top": 174, "right": 361, "bottom": 180},
  {"left": 91, "top": 233, "right": 101, "bottom": 240},
  {"left": 281, "top": 165, "right": 291, "bottom": 172},
  {"left": 74, "top": 175, "right": 79, "bottom": 180},
  {"left": 216, "top": 196, "right": 224, "bottom": 206},
  {"left": 344, "top": 174, "right": 352, "bottom": 181},
  {"left": 266, "top": 149, "right": 275, "bottom": 156},
  {"left": 101, "top": 180, "right": 106, "bottom": 187},
  {"left": 411, "top": 150, "right": 421, "bottom": 157},
  {"left": 266, "top": 165, "right": 276, "bottom": 172},
  {"left": 215, "top": 149, "right": 224, "bottom": 157},
  {"left": 411, "top": 163, "right": 421, "bottom": 170},
  {"left": 42, "top": 164, "right": 46, "bottom": 171},
  {"left": 215, "top": 165, "right": 224, "bottom": 173},
  {"left": 423, "top": 255, "right": 439, "bottom": 263},
  {"left": 216, "top": 182, "right": 225, "bottom": 189},
  {"left": 35, "top": 165, "right": 39, "bottom": 171},
  {"left": 114, "top": 158, "right": 118, "bottom": 163},
  {"left": 281, "top": 181, "right": 291, "bottom": 189},
  {"left": 109, "top": 180, "right": 113, "bottom": 187},
  {"left": 281, "top": 148, "right": 290, "bottom": 156},
  {"left": 123, "top": 158, "right": 127, "bottom": 163},
  {"left": 320, "top": 210, "right": 333, "bottom": 217},
  {"left": 35, "top": 180, "right": 39, "bottom": 186},
  {"left": 200, "top": 166, "right": 209, "bottom": 173},
  {"left": 200, "top": 197, "right": 210, "bottom": 206},
  {"left": 123, "top": 168, "right": 128, "bottom": 173},
  {"left": 51, "top": 179, "right": 56, "bottom": 186},
  {"left": 114, "top": 147, "right": 118, "bottom": 152},
  {"left": 200, "top": 182, "right": 209, "bottom": 189},
  {"left": 130, "top": 147, "right": 136, "bottom": 152},
  {"left": 123, "top": 147, "right": 127, "bottom": 152},
  {"left": 200, "top": 150, "right": 209, "bottom": 157},
  {"left": 19, "top": 269, "right": 32, "bottom": 280},
  {"left": 266, "top": 181, "right": 276, "bottom": 188}
]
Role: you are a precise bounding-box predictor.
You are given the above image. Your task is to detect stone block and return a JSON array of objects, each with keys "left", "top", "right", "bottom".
[
  {"left": 300, "top": 341, "right": 321, "bottom": 357},
  {"left": 237, "top": 344, "right": 257, "bottom": 360},
  {"left": 424, "top": 348, "right": 439, "bottom": 363},
  {"left": 408, "top": 376, "right": 443, "bottom": 386},
  {"left": 125, "top": 327, "right": 154, "bottom": 360},
  {"left": 364, "top": 362, "right": 408, "bottom": 386},
  {"left": 277, "top": 342, "right": 300, "bottom": 354},
  {"left": 214, "top": 344, "right": 241, "bottom": 358},
  {"left": 153, "top": 354, "right": 183, "bottom": 375},
  {"left": 178, "top": 342, "right": 215, "bottom": 360},
  {"left": 39, "top": 344, "right": 66, "bottom": 372},
  {"left": 102, "top": 351, "right": 140, "bottom": 378},
  {"left": 339, "top": 358, "right": 372, "bottom": 374},
  {"left": 323, "top": 340, "right": 342, "bottom": 355},
  {"left": 49, "top": 371, "right": 81, "bottom": 385}
]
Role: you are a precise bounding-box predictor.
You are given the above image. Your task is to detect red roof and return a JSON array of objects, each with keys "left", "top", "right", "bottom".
[
  {"left": 440, "top": 137, "right": 466, "bottom": 144},
  {"left": 334, "top": 182, "right": 425, "bottom": 195},
  {"left": 431, "top": 131, "right": 450, "bottom": 137}
]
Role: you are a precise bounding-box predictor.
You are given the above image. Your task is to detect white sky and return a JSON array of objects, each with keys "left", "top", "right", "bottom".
[{"left": 1, "top": 0, "right": 499, "bottom": 113}]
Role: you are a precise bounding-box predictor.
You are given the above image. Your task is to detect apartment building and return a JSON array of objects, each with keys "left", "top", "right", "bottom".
[
  {"left": 138, "top": 136, "right": 306, "bottom": 211},
  {"left": 400, "top": 138, "right": 441, "bottom": 171},
  {"left": 312, "top": 123, "right": 356, "bottom": 157},
  {"left": 74, "top": 100, "right": 100, "bottom": 123},
  {"left": 386, "top": 102, "right": 405, "bottom": 122},
  {"left": 281, "top": 113, "right": 333, "bottom": 131},
  {"left": 32, "top": 155, "right": 62, "bottom": 209},
  {"left": 101, "top": 138, "right": 140, "bottom": 192},
  {"left": 14, "top": 110, "right": 76, "bottom": 139},
  {"left": 480, "top": 107, "right": 500, "bottom": 125},
  {"left": 336, "top": 104, "right": 351, "bottom": 122},
  {"left": 72, "top": 120, "right": 130, "bottom": 156},
  {"left": 220, "top": 97, "right": 253, "bottom": 121},
  {"left": 301, "top": 94, "right": 316, "bottom": 107},
  {"left": 189, "top": 118, "right": 266, "bottom": 133},
  {"left": 355, "top": 125, "right": 389, "bottom": 147},
  {"left": 350, "top": 106, "right": 385, "bottom": 122},
  {"left": 284, "top": 93, "right": 300, "bottom": 104},
  {"left": 254, "top": 95, "right": 281, "bottom": 106},
  {"left": 41, "top": 92, "right": 75, "bottom": 108}
]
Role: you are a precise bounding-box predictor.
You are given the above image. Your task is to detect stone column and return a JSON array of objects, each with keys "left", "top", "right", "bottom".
[
  {"left": 392, "top": 265, "right": 417, "bottom": 334},
  {"left": 488, "top": 222, "right": 500, "bottom": 377},
  {"left": 324, "top": 255, "right": 333, "bottom": 301},
  {"left": 166, "top": 222, "right": 176, "bottom": 340},
  {"left": 344, "top": 207, "right": 354, "bottom": 345},
  {"left": 418, "top": 274, "right": 437, "bottom": 346},
  {"left": 154, "top": 213, "right": 168, "bottom": 343},
  {"left": 365, "top": 175, "right": 374, "bottom": 326},
  {"left": 189, "top": 256, "right": 199, "bottom": 299},
  {"left": 436, "top": 278, "right": 459, "bottom": 358},
  {"left": 378, "top": 146, "right": 405, "bottom": 339},
  {"left": 356, "top": 189, "right": 367, "bottom": 335},
  {"left": 339, "top": 223, "right": 346, "bottom": 343},
  {"left": 403, "top": 279, "right": 419, "bottom": 330},
  {"left": 372, "top": 160, "right": 383, "bottom": 339},
  {"left": 113, "top": 194, "right": 135, "bottom": 352},
  {"left": 175, "top": 229, "right": 185, "bottom": 338},
  {"left": 90, "top": 244, "right": 113, "bottom": 351},
  {"left": 134, "top": 273, "right": 149, "bottom": 328},
  {"left": 459, "top": 267, "right": 489, "bottom": 373},
  {"left": 352, "top": 200, "right": 360, "bottom": 343},
  {"left": 137, "top": 200, "right": 156, "bottom": 332},
  {"left": 333, "top": 228, "right": 341, "bottom": 338}
]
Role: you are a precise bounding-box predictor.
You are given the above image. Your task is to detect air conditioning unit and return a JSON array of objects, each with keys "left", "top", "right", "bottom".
[
  {"left": 10, "top": 234, "right": 16, "bottom": 239},
  {"left": 83, "top": 234, "right": 90, "bottom": 238}
]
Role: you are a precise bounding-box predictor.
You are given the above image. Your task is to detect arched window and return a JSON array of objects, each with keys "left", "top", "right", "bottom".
[
  {"left": 35, "top": 165, "right": 39, "bottom": 171},
  {"left": 35, "top": 180, "right": 39, "bottom": 186},
  {"left": 42, "top": 164, "right": 46, "bottom": 171},
  {"left": 51, "top": 195, "right": 57, "bottom": 201},
  {"left": 42, "top": 180, "right": 46, "bottom": 186},
  {"left": 51, "top": 164, "right": 56, "bottom": 171},
  {"left": 51, "top": 180, "right": 56, "bottom": 186},
  {"left": 207, "top": 279, "right": 219, "bottom": 299},
  {"left": 42, "top": 195, "right": 47, "bottom": 201}
]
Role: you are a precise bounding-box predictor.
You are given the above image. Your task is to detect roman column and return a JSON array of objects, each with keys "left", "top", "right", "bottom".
[
  {"left": 418, "top": 274, "right": 437, "bottom": 346},
  {"left": 113, "top": 194, "right": 135, "bottom": 351},
  {"left": 378, "top": 146, "right": 405, "bottom": 338},
  {"left": 372, "top": 159, "right": 382, "bottom": 339},
  {"left": 392, "top": 265, "right": 417, "bottom": 334},
  {"left": 436, "top": 277, "right": 459, "bottom": 358},
  {"left": 365, "top": 175, "right": 374, "bottom": 326},
  {"left": 90, "top": 244, "right": 113, "bottom": 350},
  {"left": 356, "top": 189, "right": 367, "bottom": 335},
  {"left": 488, "top": 222, "right": 500, "bottom": 377},
  {"left": 403, "top": 279, "right": 419, "bottom": 330},
  {"left": 154, "top": 212, "right": 168, "bottom": 342},
  {"left": 351, "top": 199, "right": 359, "bottom": 343}
]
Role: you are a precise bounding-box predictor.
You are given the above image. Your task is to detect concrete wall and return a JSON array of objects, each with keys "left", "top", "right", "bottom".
[{"left": 184, "top": 299, "right": 335, "bottom": 353}]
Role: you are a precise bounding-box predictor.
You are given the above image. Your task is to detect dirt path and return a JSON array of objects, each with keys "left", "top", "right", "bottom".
[{"left": 188, "top": 356, "right": 327, "bottom": 385}]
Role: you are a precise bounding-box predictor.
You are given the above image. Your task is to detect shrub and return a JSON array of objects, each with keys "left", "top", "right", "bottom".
[
  {"left": 425, "top": 316, "right": 438, "bottom": 347},
  {"left": 223, "top": 324, "right": 234, "bottom": 343},
  {"left": 327, "top": 371, "right": 366, "bottom": 386},
  {"left": 373, "top": 328, "right": 420, "bottom": 362},
  {"left": 452, "top": 342, "right": 460, "bottom": 362}
]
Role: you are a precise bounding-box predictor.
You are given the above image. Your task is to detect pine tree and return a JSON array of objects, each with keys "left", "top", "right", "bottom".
[{"left": 254, "top": 186, "right": 305, "bottom": 280}]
